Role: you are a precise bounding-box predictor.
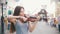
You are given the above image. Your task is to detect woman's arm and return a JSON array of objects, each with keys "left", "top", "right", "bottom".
[
  {"left": 8, "top": 15, "right": 24, "bottom": 19},
  {"left": 8, "top": 15, "right": 26, "bottom": 23},
  {"left": 7, "top": 15, "right": 20, "bottom": 24},
  {"left": 8, "top": 18, "right": 16, "bottom": 24},
  {"left": 28, "top": 20, "right": 37, "bottom": 32}
]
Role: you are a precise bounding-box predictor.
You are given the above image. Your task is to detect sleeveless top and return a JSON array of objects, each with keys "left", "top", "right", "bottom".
[{"left": 15, "top": 20, "right": 29, "bottom": 34}]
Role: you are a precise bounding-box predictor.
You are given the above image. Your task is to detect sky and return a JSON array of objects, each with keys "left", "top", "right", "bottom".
[{"left": 7, "top": 0, "right": 56, "bottom": 15}]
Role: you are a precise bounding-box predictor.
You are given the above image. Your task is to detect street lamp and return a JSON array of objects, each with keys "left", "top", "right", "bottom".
[{"left": 0, "top": 0, "right": 7, "bottom": 34}]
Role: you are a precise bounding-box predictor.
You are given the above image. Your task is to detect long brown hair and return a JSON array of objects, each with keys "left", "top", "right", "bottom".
[
  {"left": 13, "top": 6, "right": 24, "bottom": 16},
  {"left": 10, "top": 6, "right": 24, "bottom": 33}
]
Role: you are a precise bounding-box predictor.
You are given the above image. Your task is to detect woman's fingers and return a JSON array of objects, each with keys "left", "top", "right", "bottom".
[
  {"left": 20, "top": 17, "right": 28, "bottom": 22},
  {"left": 23, "top": 17, "right": 27, "bottom": 21}
]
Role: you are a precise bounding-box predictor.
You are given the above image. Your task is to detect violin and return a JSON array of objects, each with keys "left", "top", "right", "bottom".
[
  {"left": 20, "top": 14, "right": 37, "bottom": 23},
  {"left": 27, "top": 16, "right": 37, "bottom": 21}
]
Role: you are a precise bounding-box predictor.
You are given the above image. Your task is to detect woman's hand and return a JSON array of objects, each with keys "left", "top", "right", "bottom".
[
  {"left": 23, "top": 17, "right": 27, "bottom": 22},
  {"left": 19, "top": 16, "right": 28, "bottom": 22}
]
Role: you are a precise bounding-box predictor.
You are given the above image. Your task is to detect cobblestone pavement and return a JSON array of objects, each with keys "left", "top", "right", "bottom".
[
  {"left": 29, "top": 21, "right": 60, "bottom": 34},
  {"left": 4, "top": 21, "right": 60, "bottom": 34}
]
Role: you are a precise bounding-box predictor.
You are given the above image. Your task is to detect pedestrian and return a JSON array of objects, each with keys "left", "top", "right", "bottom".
[{"left": 57, "top": 16, "right": 60, "bottom": 32}]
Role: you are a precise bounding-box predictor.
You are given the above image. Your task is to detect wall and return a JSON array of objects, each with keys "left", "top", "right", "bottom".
[{"left": 55, "top": 2, "right": 60, "bottom": 17}]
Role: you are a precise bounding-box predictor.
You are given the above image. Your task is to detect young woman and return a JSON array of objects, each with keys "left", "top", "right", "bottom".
[{"left": 8, "top": 6, "right": 37, "bottom": 34}]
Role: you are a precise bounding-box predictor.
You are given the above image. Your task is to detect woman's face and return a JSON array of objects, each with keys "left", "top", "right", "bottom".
[{"left": 19, "top": 8, "right": 25, "bottom": 16}]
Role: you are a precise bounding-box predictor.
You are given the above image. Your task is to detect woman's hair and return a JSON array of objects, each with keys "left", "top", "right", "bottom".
[
  {"left": 13, "top": 6, "right": 24, "bottom": 16},
  {"left": 10, "top": 6, "right": 24, "bottom": 33}
]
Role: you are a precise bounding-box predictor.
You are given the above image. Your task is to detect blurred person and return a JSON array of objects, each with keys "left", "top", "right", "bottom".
[
  {"left": 54, "top": 18, "right": 58, "bottom": 27},
  {"left": 50, "top": 18, "right": 58, "bottom": 27},
  {"left": 4, "top": 16, "right": 10, "bottom": 34},
  {"left": 34, "top": 14, "right": 40, "bottom": 21},
  {"left": 8, "top": 6, "right": 37, "bottom": 34},
  {"left": 50, "top": 18, "right": 54, "bottom": 27},
  {"left": 4, "top": 16, "right": 8, "bottom": 26},
  {"left": 57, "top": 16, "right": 60, "bottom": 32}
]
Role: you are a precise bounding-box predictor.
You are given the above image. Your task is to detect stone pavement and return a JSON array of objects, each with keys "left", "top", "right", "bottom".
[
  {"left": 4, "top": 21, "right": 60, "bottom": 34},
  {"left": 29, "top": 21, "right": 60, "bottom": 34}
]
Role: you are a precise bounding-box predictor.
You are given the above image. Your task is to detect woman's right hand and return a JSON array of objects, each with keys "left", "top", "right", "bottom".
[{"left": 19, "top": 16, "right": 28, "bottom": 22}]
